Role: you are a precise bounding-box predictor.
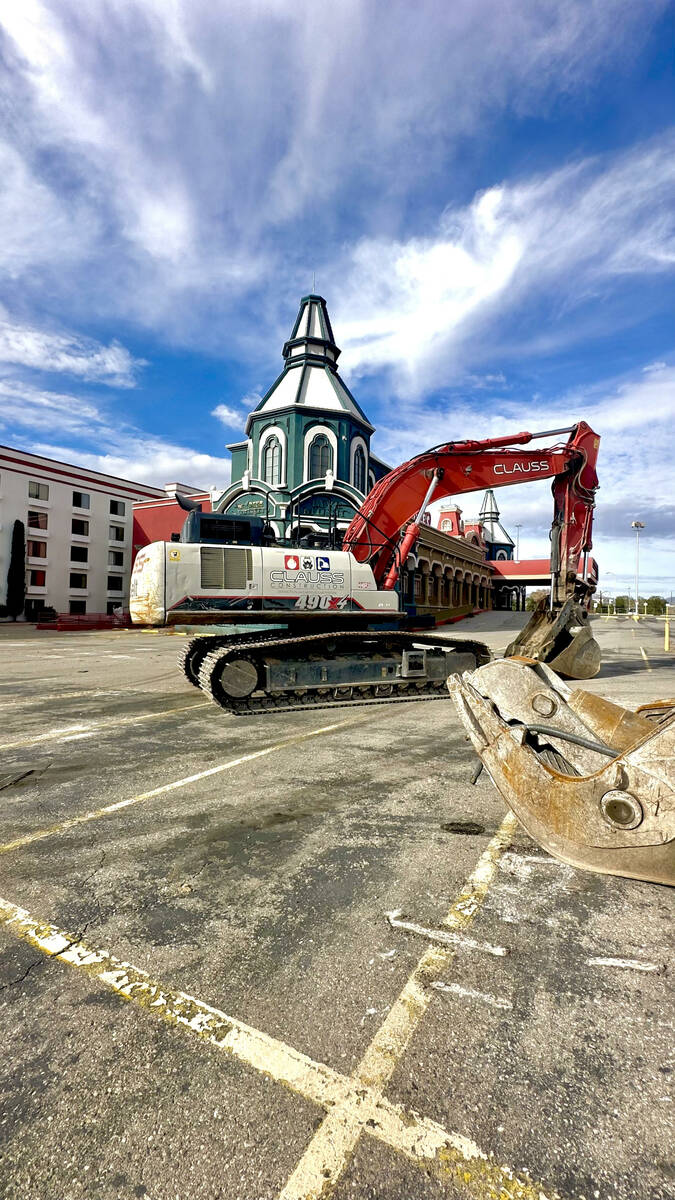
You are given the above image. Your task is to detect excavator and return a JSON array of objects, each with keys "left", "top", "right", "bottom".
[
  {"left": 130, "top": 420, "right": 675, "bottom": 884},
  {"left": 130, "top": 420, "right": 601, "bottom": 714}
]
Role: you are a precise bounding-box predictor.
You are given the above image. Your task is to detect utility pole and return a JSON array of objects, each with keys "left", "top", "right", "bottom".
[{"left": 631, "top": 521, "right": 645, "bottom": 616}]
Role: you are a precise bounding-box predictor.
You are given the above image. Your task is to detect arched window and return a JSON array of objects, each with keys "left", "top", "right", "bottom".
[
  {"left": 353, "top": 445, "right": 366, "bottom": 492},
  {"left": 309, "top": 433, "right": 332, "bottom": 478},
  {"left": 263, "top": 435, "right": 281, "bottom": 486}
]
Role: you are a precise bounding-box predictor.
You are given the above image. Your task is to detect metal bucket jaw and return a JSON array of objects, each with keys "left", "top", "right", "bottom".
[
  {"left": 505, "top": 597, "right": 601, "bottom": 680},
  {"left": 448, "top": 658, "right": 675, "bottom": 886}
]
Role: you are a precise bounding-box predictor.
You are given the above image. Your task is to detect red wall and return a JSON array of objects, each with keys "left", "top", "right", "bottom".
[{"left": 132, "top": 495, "right": 211, "bottom": 562}]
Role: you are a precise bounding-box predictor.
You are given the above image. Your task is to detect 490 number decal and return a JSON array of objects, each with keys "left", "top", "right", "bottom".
[{"left": 294, "top": 595, "right": 350, "bottom": 610}]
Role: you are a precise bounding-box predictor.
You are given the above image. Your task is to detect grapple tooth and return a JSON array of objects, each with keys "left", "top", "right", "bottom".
[{"left": 505, "top": 597, "right": 601, "bottom": 680}]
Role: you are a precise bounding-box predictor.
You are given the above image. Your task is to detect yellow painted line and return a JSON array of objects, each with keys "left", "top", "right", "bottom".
[
  {"left": 0, "top": 715, "right": 376, "bottom": 856},
  {"left": 0, "top": 882, "right": 556, "bottom": 1200},
  {"left": 640, "top": 647, "right": 652, "bottom": 672},
  {"left": 0, "top": 701, "right": 210, "bottom": 751},
  {"left": 279, "top": 812, "right": 527, "bottom": 1200}
]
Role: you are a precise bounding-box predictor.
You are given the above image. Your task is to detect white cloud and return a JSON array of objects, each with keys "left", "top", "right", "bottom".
[
  {"left": 0, "top": 380, "right": 230, "bottom": 490},
  {"left": 31, "top": 441, "right": 232, "bottom": 491},
  {"left": 211, "top": 402, "right": 245, "bottom": 427},
  {"left": 0, "top": 0, "right": 668, "bottom": 344},
  {"left": 0, "top": 315, "right": 142, "bottom": 385},
  {"left": 331, "top": 137, "right": 675, "bottom": 389}
]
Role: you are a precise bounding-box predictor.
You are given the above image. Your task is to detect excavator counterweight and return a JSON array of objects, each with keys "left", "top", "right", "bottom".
[{"left": 449, "top": 658, "right": 675, "bottom": 886}]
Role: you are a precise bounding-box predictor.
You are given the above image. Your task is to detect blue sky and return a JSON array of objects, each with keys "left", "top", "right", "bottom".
[{"left": 0, "top": 0, "right": 673, "bottom": 594}]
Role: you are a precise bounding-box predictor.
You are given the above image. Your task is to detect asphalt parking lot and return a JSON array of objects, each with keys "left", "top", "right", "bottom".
[{"left": 0, "top": 613, "right": 673, "bottom": 1200}]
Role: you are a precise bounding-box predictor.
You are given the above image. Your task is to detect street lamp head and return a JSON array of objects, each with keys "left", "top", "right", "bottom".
[{"left": 631, "top": 521, "right": 645, "bottom": 529}]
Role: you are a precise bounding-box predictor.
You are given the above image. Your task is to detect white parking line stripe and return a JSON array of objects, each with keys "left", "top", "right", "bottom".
[
  {"left": 0, "top": 701, "right": 210, "bottom": 751},
  {"left": 640, "top": 646, "right": 652, "bottom": 671},
  {"left": 0, "top": 887, "right": 554, "bottom": 1200},
  {"left": 587, "top": 956, "right": 659, "bottom": 972},
  {"left": 385, "top": 909, "right": 507, "bottom": 956},
  {"left": 430, "top": 981, "right": 513, "bottom": 1009},
  {"left": 0, "top": 715, "right": 376, "bottom": 856},
  {"left": 278, "top": 812, "right": 520, "bottom": 1200}
]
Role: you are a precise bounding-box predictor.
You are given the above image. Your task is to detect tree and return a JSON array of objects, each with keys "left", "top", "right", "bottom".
[
  {"left": 526, "top": 588, "right": 549, "bottom": 611},
  {"left": 614, "top": 594, "right": 630, "bottom": 614},
  {"left": 6, "top": 519, "right": 26, "bottom": 621},
  {"left": 646, "top": 595, "right": 666, "bottom": 616}
]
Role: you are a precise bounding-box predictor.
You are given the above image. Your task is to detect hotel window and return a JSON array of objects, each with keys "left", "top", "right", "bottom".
[
  {"left": 29, "top": 569, "right": 46, "bottom": 587},
  {"left": 27, "top": 540, "right": 47, "bottom": 559},
  {"left": 107, "top": 575, "right": 124, "bottom": 592},
  {"left": 262, "top": 436, "right": 282, "bottom": 486},
  {"left": 309, "top": 433, "right": 332, "bottom": 478},
  {"left": 29, "top": 480, "right": 49, "bottom": 500},
  {"left": 72, "top": 518, "right": 89, "bottom": 536},
  {"left": 106, "top": 601, "right": 120, "bottom": 615},
  {"left": 73, "top": 491, "right": 90, "bottom": 509},
  {"left": 110, "top": 499, "right": 126, "bottom": 516},
  {"left": 28, "top": 510, "right": 48, "bottom": 530},
  {"left": 69, "top": 600, "right": 87, "bottom": 614},
  {"left": 71, "top": 545, "right": 89, "bottom": 563},
  {"left": 69, "top": 572, "right": 87, "bottom": 589},
  {"left": 109, "top": 524, "right": 125, "bottom": 541},
  {"left": 108, "top": 549, "right": 124, "bottom": 567}
]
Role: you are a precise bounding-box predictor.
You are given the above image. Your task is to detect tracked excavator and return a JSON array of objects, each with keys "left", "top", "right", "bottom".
[{"left": 130, "top": 421, "right": 602, "bottom": 716}]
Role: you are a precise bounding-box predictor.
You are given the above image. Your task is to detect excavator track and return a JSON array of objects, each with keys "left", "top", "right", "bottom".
[
  {"left": 196, "top": 629, "right": 490, "bottom": 716},
  {"left": 177, "top": 630, "right": 283, "bottom": 688}
]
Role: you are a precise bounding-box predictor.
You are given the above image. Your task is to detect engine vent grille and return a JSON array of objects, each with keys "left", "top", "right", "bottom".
[{"left": 200, "top": 547, "right": 252, "bottom": 590}]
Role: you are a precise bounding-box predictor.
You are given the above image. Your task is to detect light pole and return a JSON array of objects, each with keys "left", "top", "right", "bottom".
[
  {"left": 514, "top": 524, "right": 522, "bottom": 562},
  {"left": 631, "top": 521, "right": 645, "bottom": 616}
]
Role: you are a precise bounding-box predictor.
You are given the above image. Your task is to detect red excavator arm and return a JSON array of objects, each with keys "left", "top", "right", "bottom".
[
  {"left": 344, "top": 421, "right": 599, "bottom": 597},
  {"left": 344, "top": 421, "right": 601, "bottom": 678}
]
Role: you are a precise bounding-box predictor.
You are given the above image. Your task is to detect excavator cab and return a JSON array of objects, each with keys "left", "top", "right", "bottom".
[{"left": 449, "top": 658, "right": 675, "bottom": 886}]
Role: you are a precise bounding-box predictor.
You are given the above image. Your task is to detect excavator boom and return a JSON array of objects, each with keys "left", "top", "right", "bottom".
[{"left": 344, "top": 421, "right": 601, "bottom": 679}]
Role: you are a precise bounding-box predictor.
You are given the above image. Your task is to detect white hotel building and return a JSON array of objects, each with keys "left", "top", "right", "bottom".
[{"left": 0, "top": 445, "right": 165, "bottom": 619}]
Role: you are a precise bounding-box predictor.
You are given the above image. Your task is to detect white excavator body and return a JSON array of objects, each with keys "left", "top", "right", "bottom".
[{"left": 129, "top": 542, "right": 399, "bottom": 627}]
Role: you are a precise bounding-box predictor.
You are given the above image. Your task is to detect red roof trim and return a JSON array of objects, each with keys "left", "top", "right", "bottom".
[
  {"left": 0, "top": 449, "right": 164, "bottom": 499},
  {"left": 133, "top": 493, "right": 210, "bottom": 509}
]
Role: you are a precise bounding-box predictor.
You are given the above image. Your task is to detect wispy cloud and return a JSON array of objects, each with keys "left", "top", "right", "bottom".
[
  {"left": 332, "top": 137, "right": 675, "bottom": 390},
  {"left": 0, "top": 379, "right": 230, "bottom": 489},
  {"left": 0, "top": 314, "right": 143, "bottom": 386},
  {"left": 0, "top": 0, "right": 667, "bottom": 346},
  {"left": 211, "top": 401, "right": 248, "bottom": 428}
]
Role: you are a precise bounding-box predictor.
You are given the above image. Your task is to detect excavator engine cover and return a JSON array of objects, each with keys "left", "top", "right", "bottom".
[
  {"left": 449, "top": 658, "right": 675, "bottom": 886},
  {"left": 504, "top": 596, "right": 601, "bottom": 680}
]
